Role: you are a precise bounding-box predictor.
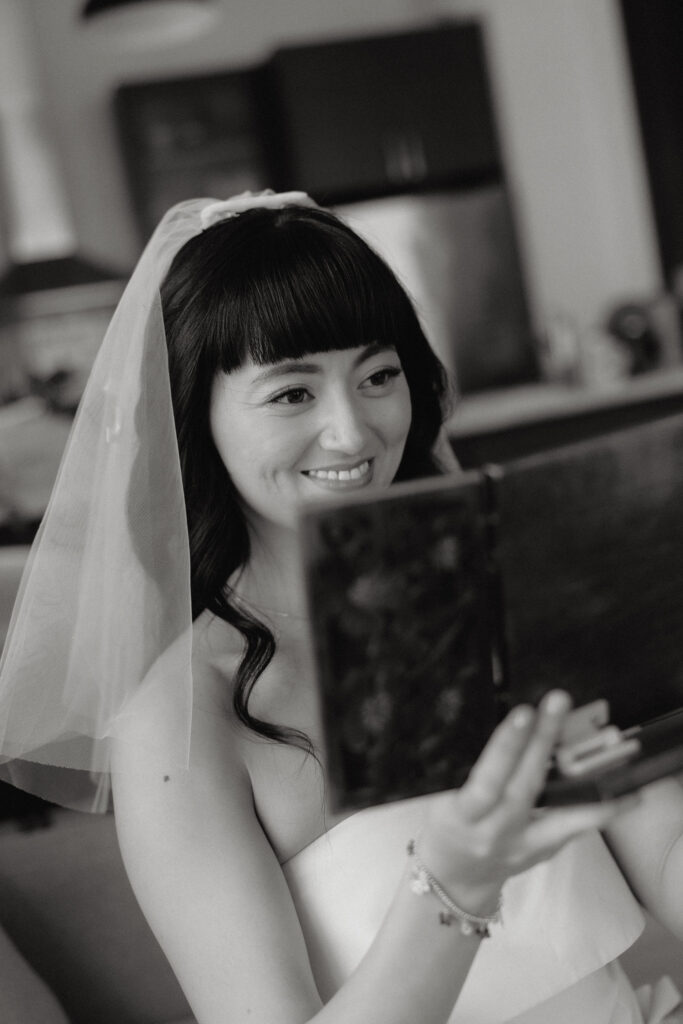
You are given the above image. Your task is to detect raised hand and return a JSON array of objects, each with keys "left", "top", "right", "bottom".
[{"left": 418, "top": 690, "right": 639, "bottom": 913}]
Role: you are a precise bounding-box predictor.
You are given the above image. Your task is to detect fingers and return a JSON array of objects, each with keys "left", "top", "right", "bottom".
[
  {"left": 524, "top": 792, "right": 642, "bottom": 857},
  {"left": 503, "top": 690, "right": 572, "bottom": 806},
  {"left": 425, "top": 692, "right": 641, "bottom": 894},
  {"left": 460, "top": 691, "right": 571, "bottom": 821},
  {"left": 460, "top": 704, "right": 538, "bottom": 819}
]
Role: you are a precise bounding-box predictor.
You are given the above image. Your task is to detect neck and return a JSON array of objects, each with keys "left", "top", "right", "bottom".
[{"left": 235, "top": 519, "right": 309, "bottom": 622}]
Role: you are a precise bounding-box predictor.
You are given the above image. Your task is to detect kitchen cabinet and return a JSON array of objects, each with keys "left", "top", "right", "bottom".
[
  {"left": 115, "top": 71, "right": 270, "bottom": 241},
  {"left": 266, "top": 22, "right": 501, "bottom": 202},
  {"left": 620, "top": 0, "right": 683, "bottom": 284},
  {"left": 113, "top": 23, "right": 502, "bottom": 231}
]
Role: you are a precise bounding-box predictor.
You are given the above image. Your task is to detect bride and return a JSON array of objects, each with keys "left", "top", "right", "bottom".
[{"left": 1, "top": 192, "right": 682, "bottom": 1024}]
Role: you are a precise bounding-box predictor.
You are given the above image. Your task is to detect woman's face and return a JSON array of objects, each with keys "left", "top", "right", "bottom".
[{"left": 210, "top": 343, "right": 412, "bottom": 532}]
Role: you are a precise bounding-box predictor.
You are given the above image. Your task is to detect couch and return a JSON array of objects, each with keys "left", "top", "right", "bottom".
[
  {"left": 1, "top": 809, "right": 682, "bottom": 1023},
  {"left": 0, "top": 812, "right": 193, "bottom": 1024}
]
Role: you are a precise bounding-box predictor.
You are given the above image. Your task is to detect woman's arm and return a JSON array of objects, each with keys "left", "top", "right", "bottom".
[
  {"left": 604, "top": 775, "right": 683, "bottom": 940},
  {"left": 112, "top": 691, "right": 633, "bottom": 1024}
]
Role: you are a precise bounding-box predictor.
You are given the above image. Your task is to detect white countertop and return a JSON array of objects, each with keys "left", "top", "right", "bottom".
[{"left": 448, "top": 366, "right": 683, "bottom": 437}]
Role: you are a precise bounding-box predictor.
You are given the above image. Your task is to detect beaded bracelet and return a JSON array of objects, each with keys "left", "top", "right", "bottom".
[{"left": 407, "top": 839, "right": 503, "bottom": 938}]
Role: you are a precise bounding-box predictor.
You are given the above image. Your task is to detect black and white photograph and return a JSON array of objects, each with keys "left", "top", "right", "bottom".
[{"left": 1, "top": 1, "right": 683, "bottom": 1022}]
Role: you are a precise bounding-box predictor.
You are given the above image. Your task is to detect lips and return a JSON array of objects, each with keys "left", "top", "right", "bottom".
[{"left": 303, "top": 458, "right": 372, "bottom": 484}]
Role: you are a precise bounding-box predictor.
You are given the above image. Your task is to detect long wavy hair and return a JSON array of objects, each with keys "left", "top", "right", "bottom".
[{"left": 160, "top": 204, "right": 451, "bottom": 748}]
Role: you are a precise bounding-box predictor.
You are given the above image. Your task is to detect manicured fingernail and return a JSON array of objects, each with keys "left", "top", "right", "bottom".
[
  {"left": 512, "top": 706, "right": 533, "bottom": 728},
  {"left": 543, "top": 690, "right": 570, "bottom": 714}
]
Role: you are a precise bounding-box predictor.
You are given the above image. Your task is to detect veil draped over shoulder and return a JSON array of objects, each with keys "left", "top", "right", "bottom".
[
  {"left": 0, "top": 193, "right": 311, "bottom": 811},
  {"left": 0, "top": 189, "right": 456, "bottom": 813}
]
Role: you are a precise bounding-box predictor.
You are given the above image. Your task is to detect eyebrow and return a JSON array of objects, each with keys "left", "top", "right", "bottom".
[{"left": 249, "top": 342, "right": 397, "bottom": 386}]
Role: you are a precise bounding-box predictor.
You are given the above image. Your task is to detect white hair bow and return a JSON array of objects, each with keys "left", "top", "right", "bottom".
[{"left": 199, "top": 190, "right": 316, "bottom": 230}]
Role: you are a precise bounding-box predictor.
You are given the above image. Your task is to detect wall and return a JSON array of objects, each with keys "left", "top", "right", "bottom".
[
  {"left": 442, "top": 0, "right": 662, "bottom": 334},
  {"left": 17, "top": 0, "right": 665, "bottom": 337}
]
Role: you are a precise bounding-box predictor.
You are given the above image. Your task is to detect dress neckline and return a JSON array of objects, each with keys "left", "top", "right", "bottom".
[
  {"left": 281, "top": 809, "right": 362, "bottom": 867},
  {"left": 281, "top": 795, "right": 432, "bottom": 868}
]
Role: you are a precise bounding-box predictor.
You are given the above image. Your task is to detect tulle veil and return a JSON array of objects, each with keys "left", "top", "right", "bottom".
[{"left": 0, "top": 190, "right": 454, "bottom": 813}]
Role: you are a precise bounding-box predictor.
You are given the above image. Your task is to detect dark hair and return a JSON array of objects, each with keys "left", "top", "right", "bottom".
[{"left": 160, "top": 203, "right": 450, "bottom": 748}]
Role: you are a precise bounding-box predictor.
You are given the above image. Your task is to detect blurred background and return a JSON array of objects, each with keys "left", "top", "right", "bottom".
[
  {"left": 0, "top": 3, "right": 682, "bottom": 1021},
  {"left": 1, "top": 0, "right": 682, "bottom": 553},
  {"left": 1, "top": 0, "right": 683, "bottom": 730}
]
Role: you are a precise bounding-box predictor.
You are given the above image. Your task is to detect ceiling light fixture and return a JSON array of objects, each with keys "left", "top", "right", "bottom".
[{"left": 80, "top": 0, "right": 218, "bottom": 48}]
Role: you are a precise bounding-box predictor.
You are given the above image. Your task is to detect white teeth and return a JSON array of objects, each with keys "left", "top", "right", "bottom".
[{"left": 307, "top": 459, "right": 371, "bottom": 481}]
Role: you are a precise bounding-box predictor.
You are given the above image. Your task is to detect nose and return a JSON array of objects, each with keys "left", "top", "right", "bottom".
[{"left": 318, "top": 392, "right": 367, "bottom": 455}]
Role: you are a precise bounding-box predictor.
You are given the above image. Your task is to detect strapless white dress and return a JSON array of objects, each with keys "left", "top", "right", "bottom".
[{"left": 283, "top": 798, "right": 681, "bottom": 1024}]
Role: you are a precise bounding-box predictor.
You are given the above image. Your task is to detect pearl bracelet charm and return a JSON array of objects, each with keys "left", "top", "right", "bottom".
[{"left": 407, "top": 839, "right": 503, "bottom": 938}]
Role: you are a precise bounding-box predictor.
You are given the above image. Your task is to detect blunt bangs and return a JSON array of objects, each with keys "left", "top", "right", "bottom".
[
  {"left": 204, "top": 207, "right": 425, "bottom": 373},
  {"left": 162, "top": 203, "right": 450, "bottom": 483}
]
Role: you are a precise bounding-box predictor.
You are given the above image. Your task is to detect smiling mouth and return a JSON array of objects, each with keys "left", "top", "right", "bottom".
[{"left": 303, "top": 459, "right": 373, "bottom": 483}]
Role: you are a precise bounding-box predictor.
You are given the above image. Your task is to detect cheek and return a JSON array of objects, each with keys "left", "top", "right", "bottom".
[
  {"left": 384, "top": 387, "right": 413, "bottom": 444},
  {"left": 211, "top": 412, "right": 292, "bottom": 492},
  {"left": 210, "top": 415, "right": 237, "bottom": 472},
  {"left": 210, "top": 408, "right": 260, "bottom": 487}
]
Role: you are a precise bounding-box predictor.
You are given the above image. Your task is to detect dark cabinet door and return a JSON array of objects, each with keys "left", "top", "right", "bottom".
[
  {"left": 267, "top": 23, "right": 502, "bottom": 202},
  {"left": 115, "top": 71, "right": 270, "bottom": 241},
  {"left": 620, "top": 0, "right": 683, "bottom": 283}
]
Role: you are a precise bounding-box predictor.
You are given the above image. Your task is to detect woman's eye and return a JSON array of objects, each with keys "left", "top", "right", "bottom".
[
  {"left": 271, "top": 387, "right": 311, "bottom": 405},
  {"left": 363, "top": 367, "right": 403, "bottom": 389}
]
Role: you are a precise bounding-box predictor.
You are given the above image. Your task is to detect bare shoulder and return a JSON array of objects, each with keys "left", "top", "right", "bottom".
[
  {"left": 111, "top": 610, "right": 249, "bottom": 820},
  {"left": 111, "top": 609, "right": 255, "bottom": 892},
  {"left": 110, "top": 616, "right": 322, "bottom": 1022}
]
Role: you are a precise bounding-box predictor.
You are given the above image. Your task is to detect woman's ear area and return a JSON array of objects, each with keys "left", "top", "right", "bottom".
[{"left": 432, "top": 426, "right": 461, "bottom": 473}]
